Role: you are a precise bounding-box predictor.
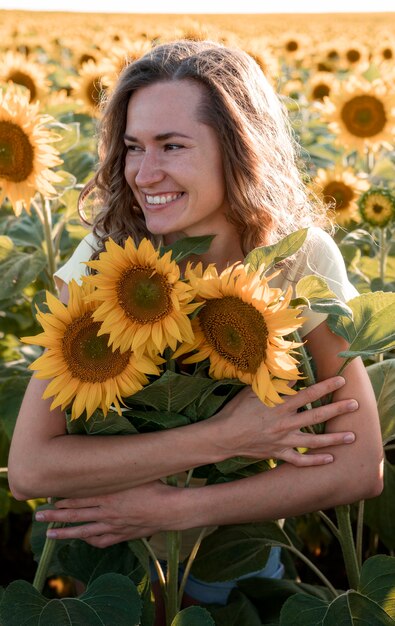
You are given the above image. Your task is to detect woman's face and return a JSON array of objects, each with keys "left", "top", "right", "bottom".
[{"left": 124, "top": 80, "right": 230, "bottom": 241}]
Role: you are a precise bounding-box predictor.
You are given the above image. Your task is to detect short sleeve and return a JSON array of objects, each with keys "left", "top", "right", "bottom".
[
  {"left": 54, "top": 233, "right": 98, "bottom": 291},
  {"left": 273, "top": 227, "right": 359, "bottom": 337}
]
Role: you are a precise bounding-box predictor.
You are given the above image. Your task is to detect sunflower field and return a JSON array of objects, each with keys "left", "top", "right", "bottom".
[{"left": 0, "top": 8, "right": 395, "bottom": 626}]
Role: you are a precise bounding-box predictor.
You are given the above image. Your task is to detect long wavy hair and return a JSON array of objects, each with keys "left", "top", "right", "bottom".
[{"left": 80, "top": 39, "right": 328, "bottom": 259}]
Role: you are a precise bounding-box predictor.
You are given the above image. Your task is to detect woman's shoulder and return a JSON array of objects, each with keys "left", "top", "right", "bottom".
[{"left": 54, "top": 231, "right": 99, "bottom": 288}]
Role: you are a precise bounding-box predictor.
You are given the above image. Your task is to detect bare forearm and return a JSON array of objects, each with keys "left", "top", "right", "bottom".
[
  {"left": 8, "top": 415, "right": 224, "bottom": 500},
  {"left": 178, "top": 447, "right": 383, "bottom": 530}
]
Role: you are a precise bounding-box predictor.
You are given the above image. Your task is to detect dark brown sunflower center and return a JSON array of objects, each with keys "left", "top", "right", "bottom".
[
  {"left": 286, "top": 40, "right": 298, "bottom": 52},
  {"left": 62, "top": 314, "right": 131, "bottom": 382},
  {"left": 0, "top": 120, "right": 34, "bottom": 182},
  {"left": 199, "top": 296, "right": 268, "bottom": 374},
  {"left": 324, "top": 181, "right": 354, "bottom": 209},
  {"left": 78, "top": 53, "right": 96, "bottom": 67},
  {"left": 117, "top": 267, "right": 172, "bottom": 323},
  {"left": 346, "top": 49, "right": 361, "bottom": 63},
  {"left": 313, "top": 83, "right": 330, "bottom": 101},
  {"left": 383, "top": 48, "right": 393, "bottom": 60},
  {"left": 7, "top": 70, "right": 37, "bottom": 101},
  {"left": 341, "top": 95, "right": 387, "bottom": 138}
]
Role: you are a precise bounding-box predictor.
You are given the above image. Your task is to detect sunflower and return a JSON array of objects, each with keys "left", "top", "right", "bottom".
[
  {"left": 319, "top": 76, "right": 395, "bottom": 151},
  {"left": 174, "top": 263, "right": 304, "bottom": 407},
  {"left": 83, "top": 237, "right": 198, "bottom": 357},
  {"left": 0, "top": 84, "right": 63, "bottom": 216},
  {"left": 0, "top": 51, "right": 51, "bottom": 102},
  {"left": 21, "top": 281, "right": 161, "bottom": 420},
  {"left": 358, "top": 187, "right": 395, "bottom": 228},
  {"left": 307, "top": 72, "right": 335, "bottom": 103},
  {"left": 313, "top": 167, "right": 369, "bottom": 226},
  {"left": 69, "top": 59, "right": 110, "bottom": 117}
]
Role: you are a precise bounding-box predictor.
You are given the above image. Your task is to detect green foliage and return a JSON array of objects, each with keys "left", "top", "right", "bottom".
[
  {"left": 244, "top": 228, "right": 309, "bottom": 273},
  {"left": 171, "top": 606, "right": 215, "bottom": 626}
]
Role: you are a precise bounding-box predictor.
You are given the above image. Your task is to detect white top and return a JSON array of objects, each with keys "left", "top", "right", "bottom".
[
  {"left": 54, "top": 227, "right": 358, "bottom": 338},
  {"left": 54, "top": 226, "right": 358, "bottom": 559}
]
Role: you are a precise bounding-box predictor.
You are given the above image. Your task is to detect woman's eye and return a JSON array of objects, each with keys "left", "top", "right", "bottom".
[
  {"left": 164, "top": 144, "right": 183, "bottom": 151},
  {"left": 126, "top": 144, "right": 142, "bottom": 152}
]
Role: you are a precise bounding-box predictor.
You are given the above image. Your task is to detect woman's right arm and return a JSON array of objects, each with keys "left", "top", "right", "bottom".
[{"left": 8, "top": 283, "right": 357, "bottom": 501}]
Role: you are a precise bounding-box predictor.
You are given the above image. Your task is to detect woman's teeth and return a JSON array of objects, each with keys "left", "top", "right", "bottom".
[{"left": 145, "top": 193, "right": 183, "bottom": 205}]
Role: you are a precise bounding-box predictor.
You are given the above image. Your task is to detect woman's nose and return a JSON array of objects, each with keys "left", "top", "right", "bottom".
[{"left": 134, "top": 150, "right": 164, "bottom": 187}]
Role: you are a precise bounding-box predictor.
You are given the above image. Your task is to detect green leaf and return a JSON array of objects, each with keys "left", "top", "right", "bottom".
[
  {"left": 171, "top": 606, "right": 215, "bottom": 626},
  {"left": 208, "top": 590, "right": 262, "bottom": 626},
  {"left": 58, "top": 541, "right": 144, "bottom": 587},
  {"left": 358, "top": 555, "right": 395, "bottom": 618},
  {"left": 215, "top": 456, "right": 269, "bottom": 475},
  {"left": 0, "top": 249, "right": 47, "bottom": 304},
  {"left": 162, "top": 235, "right": 215, "bottom": 262},
  {"left": 322, "top": 590, "right": 395, "bottom": 625},
  {"left": 0, "top": 235, "right": 14, "bottom": 260},
  {"left": 363, "top": 459, "right": 395, "bottom": 550},
  {"left": 191, "top": 522, "right": 289, "bottom": 582},
  {"left": 327, "top": 292, "right": 395, "bottom": 358},
  {"left": 280, "top": 593, "right": 328, "bottom": 625},
  {"left": 366, "top": 360, "right": 395, "bottom": 444},
  {"left": 296, "top": 275, "right": 353, "bottom": 319},
  {"left": 127, "top": 371, "right": 215, "bottom": 414},
  {"left": 4, "top": 213, "right": 44, "bottom": 249},
  {"left": 244, "top": 228, "right": 308, "bottom": 273},
  {"left": 0, "top": 362, "right": 32, "bottom": 439},
  {"left": 0, "top": 574, "right": 142, "bottom": 625},
  {"left": 123, "top": 409, "right": 189, "bottom": 430},
  {"left": 66, "top": 409, "right": 138, "bottom": 436}
]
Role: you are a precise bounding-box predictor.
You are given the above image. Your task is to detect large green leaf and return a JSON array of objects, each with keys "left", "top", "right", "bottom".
[
  {"left": 366, "top": 360, "right": 395, "bottom": 444},
  {"left": 244, "top": 228, "right": 308, "bottom": 273},
  {"left": 207, "top": 590, "right": 262, "bottom": 626},
  {"left": 58, "top": 540, "right": 144, "bottom": 587},
  {"left": 327, "top": 292, "right": 395, "bottom": 358},
  {"left": 0, "top": 249, "right": 47, "bottom": 304},
  {"left": 4, "top": 213, "right": 44, "bottom": 250},
  {"left": 162, "top": 235, "right": 215, "bottom": 262},
  {"left": 358, "top": 555, "right": 395, "bottom": 619},
  {"left": 295, "top": 275, "right": 353, "bottom": 319},
  {"left": 126, "top": 371, "right": 215, "bottom": 414},
  {"left": 322, "top": 590, "right": 394, "bottom": 625},
  {"left": 0, "top": 574, "right": 142, "bottom": 625},
  {"left": 0, "top": 361, "right": 32, "bottom": 439},
  {"left": 66, "top": 409, "right": 138, "bottom": 436},
  {"left": 280, "top": 588, "right": 395, "bottom": 625},
  {"left": 363, "top": 459, "right": 395, "bottom": 550},
  {"left": 171, "top": 606, "right": 215, "bottom": 626},
  {"left": 191, "top": 522, "right": 289, "bottom": 582},
  {"left": 123, "top": 409, "right": 189, "bottom": 431},
  {"left": 280, "top": 593, "right": 329, "bottom": 625}
]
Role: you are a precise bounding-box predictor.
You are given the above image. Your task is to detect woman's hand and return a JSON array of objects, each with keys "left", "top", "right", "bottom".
[
  {"left": 35, "top": 481, "right": 176, "bottom": 548},
  {"left": 213, "top": 376, "right": 358, "bottom": 466}
]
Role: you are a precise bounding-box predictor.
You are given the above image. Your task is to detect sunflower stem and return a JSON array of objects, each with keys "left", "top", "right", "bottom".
[
  {"left": 178, "top": 527, "right": 207, "bottom": 610},
  {"left": 165, "top": 475, "right": 181, "bottom": 626},
  {"left": 42, "top": 196, "right": 57, "bottom": 293},
  {"left": 292, "top": 331, "right": 322, "bottom": 434},
  {"left": 356, "top": 500, "right": 365, "bottom": 569},
  {"left": 378, "top": 227, "right": 388, "bottom": 285},
  {"left": 335, "top": 504, "right": 360, "bottom": 589},
  {"left": 32, "top": 522, "right": 65, "bottom": 593}
]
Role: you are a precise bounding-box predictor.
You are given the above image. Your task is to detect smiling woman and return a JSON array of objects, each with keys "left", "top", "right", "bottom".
[{"left": 8, "top": 39, "right": 383, "bottom": 626}]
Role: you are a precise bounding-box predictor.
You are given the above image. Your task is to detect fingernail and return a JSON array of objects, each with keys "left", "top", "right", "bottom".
[
  {"left": 47, "top": 530, "right": 58, "bottom": 539},
  {"left": 347, "top": 400, "right": 358, "bottom": 411},
  {"left": 334, "top": 377, "right": 345, "bottom": 388},
  {"left": 344, "top": 433, "right": 355, "bottom": 443},
  {"left": 324, "top": 455, "right": 333, "bottom": 463},
  {"left": 35, "top": 512, "right": 45, "bottom": 521}
]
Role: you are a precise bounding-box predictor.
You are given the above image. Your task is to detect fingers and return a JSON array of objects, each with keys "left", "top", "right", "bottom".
[
  {"left": 293, "top": 398, "right": 359, "bottom": 431},
  {"left": 281, "top": 449, "right": 334, "bottom": 467},
  {"left": 285, "top": 376, "right": 346, "bottom": 412},
  {"left": 299, "top": 431, "right": 355, "bottom": 450},
  {"left": 36, "top": 505, "right": 100, "bottom": 525}
]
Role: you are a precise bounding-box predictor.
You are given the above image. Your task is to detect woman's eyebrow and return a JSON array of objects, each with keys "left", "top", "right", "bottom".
[{"left": 124, "top": 131, "right": 192, "bottom": 141}]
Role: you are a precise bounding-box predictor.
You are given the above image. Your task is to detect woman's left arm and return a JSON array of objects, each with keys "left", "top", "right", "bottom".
[{"left": 36, "top": 321, "right": 384, "bottom": 545}]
